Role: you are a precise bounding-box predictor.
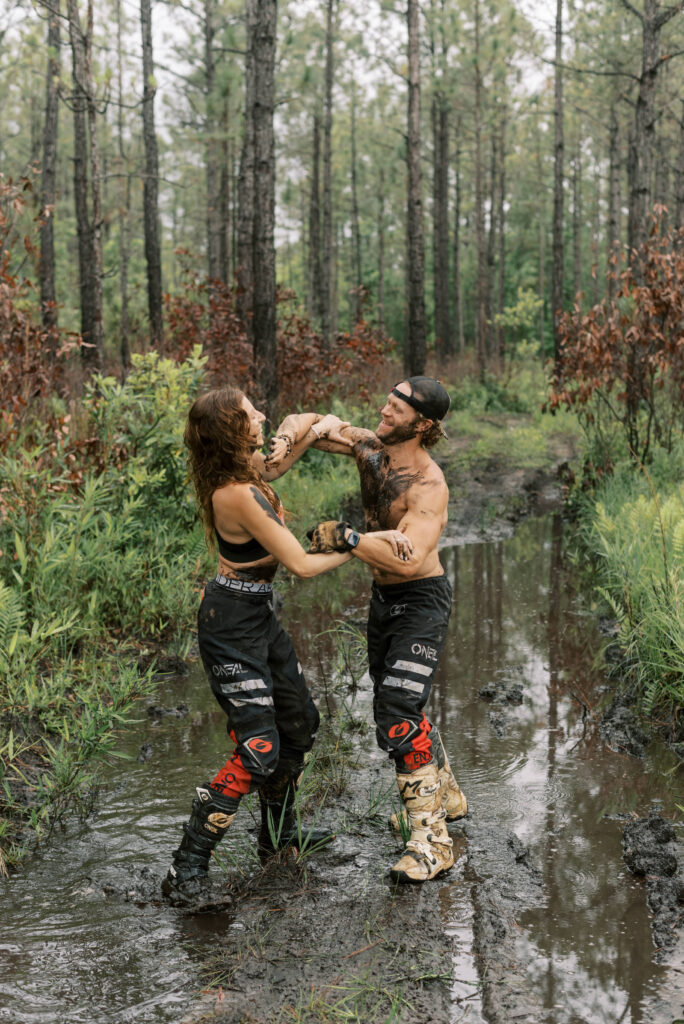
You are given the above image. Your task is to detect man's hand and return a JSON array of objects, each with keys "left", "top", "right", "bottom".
[
  {"left": 307, "top": 521, "right": 352, "bottom": 553},
  {"left": 312, "top": 414, "right": 352, "bottom": 448}
]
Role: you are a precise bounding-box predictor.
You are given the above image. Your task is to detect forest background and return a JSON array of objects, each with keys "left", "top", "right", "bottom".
[{"left": 2, "top": 0, "right": 684, "bottom": 869}]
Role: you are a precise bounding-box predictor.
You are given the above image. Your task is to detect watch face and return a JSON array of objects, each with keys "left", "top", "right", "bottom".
[{"left": 347, "top": 530, "right": 361, "bottom": 549}]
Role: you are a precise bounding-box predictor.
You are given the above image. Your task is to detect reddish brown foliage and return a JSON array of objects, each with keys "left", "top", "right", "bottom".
[
  {"left": 0, "top": 177, "right": 68, "bottom": 449},
  {"left": 548, "top": 212, "right": 684, "bottom": 461},
  {"left": 164, "top": 262, "right": 394, "bottom": 419}
]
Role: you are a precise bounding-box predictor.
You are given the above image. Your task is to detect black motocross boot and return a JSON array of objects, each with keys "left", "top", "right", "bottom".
[
  {"left": 257, "top": 759, "right": 335, "bottom": 858},
  {"left": 162, "top": 784, "right": 240, "bottom": 901}
]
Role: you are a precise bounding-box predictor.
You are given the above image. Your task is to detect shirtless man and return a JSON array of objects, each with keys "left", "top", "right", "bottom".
[{"left": 303, "top": 376, "right": 468, "bottom": 883}]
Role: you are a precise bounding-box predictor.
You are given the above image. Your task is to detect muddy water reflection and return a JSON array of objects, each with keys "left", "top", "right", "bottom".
[
  {"left": 434, "top": 516, "right": 683, "bottom": 1024},
  {"left": 0, "top": 515, "right": 681, "bottom": 1024}
]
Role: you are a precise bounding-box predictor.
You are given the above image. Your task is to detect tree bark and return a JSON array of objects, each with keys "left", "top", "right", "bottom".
[
  {"left": 251, "top": 0, "right": 277, "bottom": 420},
  {"left": 377, "top": 165, "right": 386, "bottom": 335},
  {"left": 219, "top": 94, "right": 231, "bottom": 284},
  {"left": 453, "top": 125, "right": 464, "bottom": 353},
  {"left": 496, "top": 113, "right": 506, "bottom": 363},
  {"left": 676, "top": 100, "right": 684, "bottom": 231},
  {"left": 40, "top": 0, "right": 60, "bottom": 336},
  {"left": 623, "top": 0, "right": 684, "bottom": 254},
  {"left": 405, "top": 0, "right": 426, "bottom": 375},
  {"left": 552, "top": 0, "right": 564, "bottom": 372},
  {"left": 205, "top": 0, "right": 222, "bottom": 283},
  {"left": 474, "top": 0, "right": 486, "bottom": 378},
  {"left": 572, "top": 144, "right": 581, "bottom": 303},
  {"left": 321, "top": 0, "right": 336, "bottom": 348},
  {"left": 141, "top": 0, "right": 163, "bottom": 346},
  {"left": 607, "top": 104, "right": 621, "bottom": 296},
  {"left": 350, "top": 78, "right": 363, "bottom": 324},
  {"left": 308, "top": 111, "right": 323, "bottom": 325},
  {"left": 67, "top": 0, "right": 104, "bottom": 371},
  {"left": 536, "top": 131, "right": 546, "bottom": 363},
  {"left": 486, "top": 128, "right": 497, "bottom": 359},
  {"left": 432, "top": 94, "right": 450, "bottom": 356},
  {"left": 116, "top": 0, "right": 131, "bottom": 373},
  {"left": 237, "top": 0, "right": 256, "bottom": 345}
]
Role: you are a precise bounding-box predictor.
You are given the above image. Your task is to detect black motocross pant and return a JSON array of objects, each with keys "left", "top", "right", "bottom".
[
  {"left": 367, "top": 575, "right": 452, "bottom": 773},
  {"left": 197, "top": 580, "right": 320, "bottom": 797}
]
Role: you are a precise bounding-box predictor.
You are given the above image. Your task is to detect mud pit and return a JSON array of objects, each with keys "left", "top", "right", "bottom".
[{"left": 2, "top": 443, "right": 683, "bottom": 1024}]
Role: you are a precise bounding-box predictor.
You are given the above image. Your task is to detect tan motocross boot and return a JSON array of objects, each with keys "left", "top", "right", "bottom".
[
  {"left": 389, "top": 762, "right": 454, "bottom": 883},
  {"left": 389, "top": 728, "right": 467, "bottom": 833}
]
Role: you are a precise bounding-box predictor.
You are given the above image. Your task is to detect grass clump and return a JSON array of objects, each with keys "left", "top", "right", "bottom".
[{"left": 566, "top": 439, "right": 684, "bottom": 728}]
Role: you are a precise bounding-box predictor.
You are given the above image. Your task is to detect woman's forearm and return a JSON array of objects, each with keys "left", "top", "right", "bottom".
[
  {"left": 284, "top": 549, "right": 352, "bottom": 579},
  {"left": 274, "top": 413, "right": 321, "bottom": 446}
]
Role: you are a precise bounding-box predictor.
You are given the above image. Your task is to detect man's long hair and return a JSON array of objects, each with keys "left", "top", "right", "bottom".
[{"left": 184, "top": 385, "right": 279, "bottom": 549}]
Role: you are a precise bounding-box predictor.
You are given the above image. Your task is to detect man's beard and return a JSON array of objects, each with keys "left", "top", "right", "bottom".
[{"left": 377, "top": 422, "right": 420, "bottom": 446}]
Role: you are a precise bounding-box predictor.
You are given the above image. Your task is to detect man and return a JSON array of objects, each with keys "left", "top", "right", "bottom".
[{"left": 304, "top": 376, "right": 468, "bottom": 883}]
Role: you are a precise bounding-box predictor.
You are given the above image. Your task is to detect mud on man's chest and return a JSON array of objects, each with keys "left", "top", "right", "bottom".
[{"left": 358, "top": 449, "right": 421, "bottom": 531}]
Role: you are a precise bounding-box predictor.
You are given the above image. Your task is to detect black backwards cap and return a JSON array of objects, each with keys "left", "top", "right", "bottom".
[{"left": 391, "top": 376, "right": 451, "bottom": 423}]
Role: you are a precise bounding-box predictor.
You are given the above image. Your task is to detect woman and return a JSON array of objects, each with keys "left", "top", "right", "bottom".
[{"left": 162, "top": 385, "right": 411, "bottom": 901}]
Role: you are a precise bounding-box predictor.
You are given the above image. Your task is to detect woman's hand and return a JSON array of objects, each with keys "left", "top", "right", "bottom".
[
  {"left": 374, "top": 529, "right": 414, "bottom": 561},
  {"left": 264, "top": 432, "right": 293, "bottom": 470},
  {"left": 313, "top": 414, "right": 352, "bottom": 447}
]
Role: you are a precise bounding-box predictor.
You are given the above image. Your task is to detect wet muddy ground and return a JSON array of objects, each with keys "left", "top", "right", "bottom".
[{"left": 2, "top": 447, "right": 683, "bottom": 1024}]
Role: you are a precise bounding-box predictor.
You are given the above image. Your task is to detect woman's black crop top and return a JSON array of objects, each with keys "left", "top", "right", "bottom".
[
  {"left": 215, "top": 530, "right": 269, "bottom": 563},
  {"left": 215, "top": 499, "right": 284, "bottom": 563}
]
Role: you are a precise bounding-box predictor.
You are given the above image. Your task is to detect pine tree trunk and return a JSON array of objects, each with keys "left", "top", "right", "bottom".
[
  {"left": 251, "top": 0, "right": 277, "bottom": 420},
  {"left": 496, "top": 114, "right": 506, "bottom": 363},
  {"left": 309, "top": 111, "right": 323, "bottom": 326},
  {"left": 116, "top": 0, "right": 131, "bottom": 373},
  {"left": 607, "top": 105, "right": 621, "bottom": 296},
  {"left": 536, "top": 132, "right": 546, "bottom": 363},
  {"left": 219, "top": 95, "right": 231, "bottom": 283},
  {"left": 321, "top": 0, "right": 335, "bottom": 348},
  {"left": 676, "top": 100, "right": 684, "bottom": 231},
  {"left": 205, "top": 0, "right": 222, "bottom": 283},
  {"left": 572, "top": 145, "right": 581, "bottom": 303},
  {"left": 67, "top": 0, "right": 104, "bottom": 371},
  {"left": 625, "top": 0, "right": 683, "bottom": 254},
  {"left": 432, "top": 95, "right": 450, "bottom": 357},
  {"left": 40, "top": 0, "right": 60, "bottom": 336},
  {"left": 486, "top": 129, "right": 497, "bottom": 359},
  {"left": 237, "top": 0, "right": 256, "bottom": 345},
  {"left": 453, "top": 128, "right": 464, "bottom": 353},
  {"left": 141, "top": 0, "right": 163, "bottom": 345},
  {"left": 552, "top": 0, "right": 564, "bottom": 371},
  {"left": 474, "top": 0, "right": 486, "bottom": 378},
  {"left": 405, "top": 0, "right": 426, "bottom": 375},
  {"left": 350, "top": 79, "right": 362, "bottom": 324},
  {"left": 377, "top": 166, "right": 386, "bottom": 335}
]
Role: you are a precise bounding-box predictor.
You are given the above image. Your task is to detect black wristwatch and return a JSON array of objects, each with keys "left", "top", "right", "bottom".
[{"left": 345, "top": 529, "right": 361, "bottom": 550}]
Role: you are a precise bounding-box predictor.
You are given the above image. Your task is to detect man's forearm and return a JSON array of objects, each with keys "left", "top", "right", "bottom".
[{"left": 350, "top": 532, "right": 411, "bottom": 574}]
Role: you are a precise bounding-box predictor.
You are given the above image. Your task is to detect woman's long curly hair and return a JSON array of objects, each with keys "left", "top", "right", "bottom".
[{"left": 185, "top": 385, "right": 279, "bottom": 549}]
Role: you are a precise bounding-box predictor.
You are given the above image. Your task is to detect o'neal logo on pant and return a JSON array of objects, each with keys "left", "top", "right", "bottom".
[
  {"left": 388, "top": 722, "right": 411, "bottom": 739},
  {"left": 247, "top": 737, "right": 273, "bottom": 753}
]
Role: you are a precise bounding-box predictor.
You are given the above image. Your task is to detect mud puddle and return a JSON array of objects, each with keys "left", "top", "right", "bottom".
[{"left": 1, "top": 515, "right": 682, "bottom": 1024}]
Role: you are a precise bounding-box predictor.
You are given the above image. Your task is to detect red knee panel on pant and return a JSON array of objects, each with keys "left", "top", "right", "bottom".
[
  {"left": 401, "top": 714, "right": 433, "bottom": 771},
  {"left": 211, "top": 754, "right": 252, "bottom": 797}
]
